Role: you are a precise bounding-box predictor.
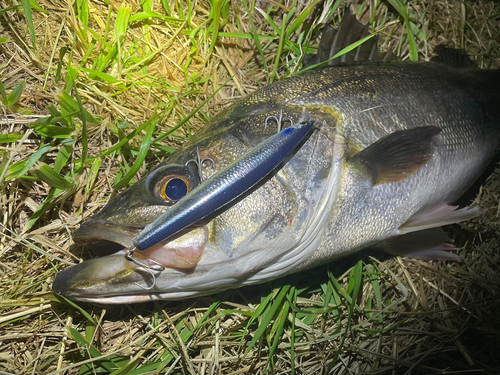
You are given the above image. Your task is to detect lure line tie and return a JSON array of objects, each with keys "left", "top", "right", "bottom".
[{"left": 125, "top": 246, "right": 165, "bottom": 290}]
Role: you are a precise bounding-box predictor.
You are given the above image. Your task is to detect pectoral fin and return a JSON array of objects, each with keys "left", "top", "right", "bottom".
[{"left": 351, "top": 126, "right": 441, "bottom": 185}]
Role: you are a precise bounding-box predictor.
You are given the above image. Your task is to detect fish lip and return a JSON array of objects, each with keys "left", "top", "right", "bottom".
[
  {"left": 52, "top": 263, "right": 83, "bottom": 297},
  {"left": 52, "top": 251, "right": 143, "bottom": 298},
  {"left": 72, "top": 221, "right": 143, "bottom": 252}
]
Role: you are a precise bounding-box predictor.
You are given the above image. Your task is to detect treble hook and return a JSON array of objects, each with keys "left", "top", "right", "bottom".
[
  {"left": 125, "top": 246, "right": 165, "bottom": 290},
  {"left": 265, "top": 109, "right": 293, "bottom": 133},
  {"left": 185, "top": 147, "right": 216, "bottom": 182}
]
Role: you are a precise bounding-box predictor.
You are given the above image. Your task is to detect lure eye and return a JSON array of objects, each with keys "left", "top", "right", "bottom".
[{"left": 146, "top": 164, "right": 199, "bottom": 205}]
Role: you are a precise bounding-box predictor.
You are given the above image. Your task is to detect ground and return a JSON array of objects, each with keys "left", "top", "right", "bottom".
[{"left": 0, "top": 0, "right": 499, "bottom": 374}]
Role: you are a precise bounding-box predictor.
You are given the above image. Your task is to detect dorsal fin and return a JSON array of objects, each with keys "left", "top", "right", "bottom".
[
  {"left": 430, "top": 45, "right": 476, "bottom": 69},
  {"left": 303, "top": 8, "right": 397, "bottom": 69}
]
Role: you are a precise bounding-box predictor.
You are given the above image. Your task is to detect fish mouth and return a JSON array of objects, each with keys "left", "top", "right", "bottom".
[
  {"left": 53, "top": 221, "right": 210, "bottom": 302},
  {"left": 72, "top": 221, "right": 139, "bottom": 255}
]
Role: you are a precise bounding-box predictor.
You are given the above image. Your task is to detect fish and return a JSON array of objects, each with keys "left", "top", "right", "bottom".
[{"left": 52, "top": 10, "right": 500, "bottom": 304}]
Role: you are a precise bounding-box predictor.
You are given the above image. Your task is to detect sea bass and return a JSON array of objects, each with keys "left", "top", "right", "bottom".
[{"left": 53, "top": 15, "right": 500, "bottom": 304}]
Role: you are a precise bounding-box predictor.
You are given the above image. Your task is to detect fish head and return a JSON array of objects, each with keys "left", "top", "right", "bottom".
[
  {"left": 71, "top": 161, "right": 203, "bottom": 255},
  {"left": 53, "top": 109, "right": 340, "bottom": 303}
]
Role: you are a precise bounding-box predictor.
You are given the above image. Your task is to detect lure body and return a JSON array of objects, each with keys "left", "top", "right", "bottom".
[{"left": 134, "top": 121, "right": 314, "bottom": 251}]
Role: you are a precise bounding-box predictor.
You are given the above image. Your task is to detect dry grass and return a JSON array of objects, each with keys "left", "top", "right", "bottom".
[{"left": 1, "top": 0, "right": 500, "bottom": 374}]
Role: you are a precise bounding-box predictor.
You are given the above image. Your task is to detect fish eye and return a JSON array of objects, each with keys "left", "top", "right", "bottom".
[
  {"left": 162, "top": 177, "right": 188, "bottom": 201},
  {"left": 146, "top": 164, "right": 199, "bottom": 205}
]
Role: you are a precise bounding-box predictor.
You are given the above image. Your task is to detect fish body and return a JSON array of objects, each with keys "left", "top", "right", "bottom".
[{"left": 52, "top": 59, "right": 500, "bottom": 303}]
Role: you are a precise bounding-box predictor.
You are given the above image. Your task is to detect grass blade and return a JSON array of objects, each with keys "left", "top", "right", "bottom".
[
  {"left": 0, "top": 81, "right": 7, "bottom": 103},
  {"left": 24, "top": 189, "right": 59, "bottom": 230},
  {"left": 31, "top": 124, "right": 74, "bottom": 138},
  {"left": 55, "top": 46, "right": 68, "bottom": 83},
  {"left": 347, "top": 260, "right": 363, "bottom": 301},
  {"left": 241, "top": 1, "right": 268, "bottom": 79},
  {"left": 6, "top": 81, "right": 25, "bottom": 106},
  {"left": 84, "top": 156, "right": 101, "bottom": 196},
  {"left": 387, "top": 0, "right": 418, "bottom": 61},
  {"left": 69, "top": 328, "right": 120, "bottom": 373},
  {"left": 7, "top": 143, "right": 51, "bottom": 179},
  {"left": 58, "top": 90, "right": 98, "bottom": 124},
  {"left": 217, "top": 32, "right": 275, "bottom": 40},
  {"left": 286, "top": 0, "right": 319, "bottom": 38},
  {"left": 53, "top": 295, "right": 95, "bottom": 324},
  {"left": 111, "top": 115, "right": 158, "bottom": 189},
  {"left": 208, "top": 0, "right": 228, "bottom": 52},
  {"left": 73, "top": 85, "right": 87, "bottom": 165},
  {"left": 0, "top": 134, "right": 23, "bottom": 143},
  {"left": 246, "top": 285, "right": 290, "bottom": 353},
  {"left": 54, "top": 139, "right": 74, "bottom": 174},
  {"left": 76, "top": 0, "right": 89, "bottom": 28},
  {"left": 266, "top": 286, "right": 294, "bottom": 371},
  {"left": 31, "top": 162, "right": 75, "bottom": 189},
  {"left": 21, "top": 0, "right": 36, "bottom": 51},
  {"left": 300, "top": 31, "right": 379, "bottom": 72},
  {"left": 0, "top": 6, "right": 22, "bottom": 14},
  {"left": 270, "top": 13, "right": 287, "bottom": 83}
]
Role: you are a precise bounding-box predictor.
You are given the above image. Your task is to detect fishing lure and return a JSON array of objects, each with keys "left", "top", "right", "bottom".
[{"left": 132, "top": 121, "right": 314, "bottom": 252}]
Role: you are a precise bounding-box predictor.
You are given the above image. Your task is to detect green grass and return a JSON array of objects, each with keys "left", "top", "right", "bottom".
[{"left": 36, "top": 259, "right": 396, "bottom": 375}]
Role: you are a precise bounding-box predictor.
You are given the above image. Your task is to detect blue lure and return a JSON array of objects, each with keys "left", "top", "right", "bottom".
[{"left": 134, "top": 121, "right": 314, "bottom": 251}]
